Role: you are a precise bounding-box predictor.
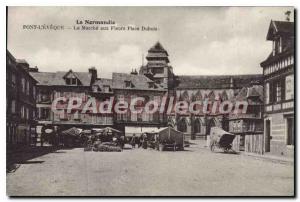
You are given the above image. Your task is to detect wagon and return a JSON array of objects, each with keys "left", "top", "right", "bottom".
[
  {"left": 146, "top": 127, "right": 184, "bottom": 151},
  {"left": 209, "top": 127, "right": 236, "bottom": 153}
]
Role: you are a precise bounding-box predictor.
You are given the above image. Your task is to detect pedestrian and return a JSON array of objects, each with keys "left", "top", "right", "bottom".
[
  {"left": 131, "top": 134, "right": 136, "bottom": 148},
  {"left": 119, "top": 136, "right": 125, "bottom": 150}
]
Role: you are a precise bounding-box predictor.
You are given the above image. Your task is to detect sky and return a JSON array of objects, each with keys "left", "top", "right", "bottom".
[{"left": 7, "top": 7, "right": 294, "bottom": 78}]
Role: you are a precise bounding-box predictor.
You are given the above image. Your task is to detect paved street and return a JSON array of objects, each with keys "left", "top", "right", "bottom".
[{"left": 7, "top": 144, "right": 294, "bottom": 196}]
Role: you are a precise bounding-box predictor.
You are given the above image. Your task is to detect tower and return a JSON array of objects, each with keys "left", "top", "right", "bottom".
[{"left": 139, "top": 42, "right": 176, "bottom": 90}]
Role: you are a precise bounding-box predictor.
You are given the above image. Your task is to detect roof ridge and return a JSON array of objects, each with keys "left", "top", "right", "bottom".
[{"left": 179, "top": 74, "right": 262, "bottom": 77}]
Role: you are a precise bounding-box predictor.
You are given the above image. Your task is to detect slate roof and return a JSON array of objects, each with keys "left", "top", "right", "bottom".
[
  {"left": 16, "top": 59, "right": 28, "bottom": 65},
  {"left": 261, "top": 20, "right": 294, "bottom": 66},
  {"left": 112, "top": 72, "right": 165, "bottom": 91},
  {"left": 233, "top": 85, "right": 263, "bottom": 105},
  {"left": 267, "top": 20, "right": 294, "bottom": 40},
  {"left": 93, "top": 78, "right": 113, "bottom": 93},
  {"left": 176, "top": 74, "right": 263, "bottom": 89},
  {"left": 146, "top": 42, "right": 169, "bottom": 63},
  {"left": 148, "top": 42, "right": 168, "bottom": 55},
  {"left": 30, "top": 70, "right": 92, "bottom": 86}
]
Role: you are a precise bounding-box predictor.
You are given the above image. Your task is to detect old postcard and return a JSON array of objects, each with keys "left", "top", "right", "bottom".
[{"left": 6, "top": 6, "right": 295, "bottom": 196}]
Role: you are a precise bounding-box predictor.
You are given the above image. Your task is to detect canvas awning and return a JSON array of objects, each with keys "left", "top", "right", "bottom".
[
  {"left": 125, "top": 126, "right": 161, "bottom": 137},
  {"left": 61, "top": 127, "right": 83, "bottom": 136}
]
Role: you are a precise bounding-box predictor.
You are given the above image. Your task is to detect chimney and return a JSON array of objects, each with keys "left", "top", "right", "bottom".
[
  {"left": 89, "top": 67, "right": 97, "bottom": 81},
  {"left": 130, "top": 68, "right": 138, "bottom": 75},
  {"left": 285, "top": 11, "right": 291, "bottom": 22},
  {"left": 16, "top": 59, "right": 29, "bottom": 71},
  {"left": 29, "top": 66, "right": 39, "bottom": 72}
]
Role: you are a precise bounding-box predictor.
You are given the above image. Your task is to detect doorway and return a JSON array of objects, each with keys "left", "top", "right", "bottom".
[{"left": 287, "top": 117, "right": 294, "bottom": 146}]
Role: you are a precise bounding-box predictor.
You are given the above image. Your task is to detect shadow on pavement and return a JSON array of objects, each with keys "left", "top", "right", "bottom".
[
  {"left": 212, "top": 150, "right": 240, "bottom": 155},
  {"left": 19, "top": 160, "right": 45, "bottom": 164},
  {"left": 7, "top": 146, "right": 60, "bottom": 173}
]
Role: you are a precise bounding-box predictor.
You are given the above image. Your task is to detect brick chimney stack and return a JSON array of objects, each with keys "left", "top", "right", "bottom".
[{"left": 89, "top": 66, "right": 98, "bottom": 82}]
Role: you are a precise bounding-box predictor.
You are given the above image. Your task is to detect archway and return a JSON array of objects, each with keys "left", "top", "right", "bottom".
[
  {"left": 206, "top": 118, "right": 217, "bottom": 136},
  {"left": 177, "top": 118, "right": 187, "bottom": 133},
  {"left": 193, "top": 119, "right": 201, "bottom": 134}
]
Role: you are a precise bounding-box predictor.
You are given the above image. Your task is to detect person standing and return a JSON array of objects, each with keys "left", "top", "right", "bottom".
[{"left": 131, "top": 134, "right": 136, "bottom": 148}]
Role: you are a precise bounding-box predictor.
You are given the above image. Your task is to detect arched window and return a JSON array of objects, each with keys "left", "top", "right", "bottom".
[
  {"left": 194, "top": 119, "right": 201, "bottom": 134},
  {"left": 178, "top": 118, "right": 187, "bottom": 133},
  {"left": 206, "top": 118, "right": 216, "bottom": 135},
  {"left": 221, "top": 91, "right": 228, "bottom": 101}
]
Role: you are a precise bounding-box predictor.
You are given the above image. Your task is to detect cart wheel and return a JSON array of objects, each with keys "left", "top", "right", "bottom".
[
  {"left": 210, "top": 143, "right": 215, "bottom": 152},
  {"left": 159, "top": 144, "right": 164, "bottom": 151}
]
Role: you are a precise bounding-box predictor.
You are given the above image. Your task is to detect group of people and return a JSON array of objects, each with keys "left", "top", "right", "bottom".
[
  {"left": 85, "top": 134, "right": 125, "bottom": 150},
  {"left": 130, "top": 134, "right": 149, "bottom": 149}
]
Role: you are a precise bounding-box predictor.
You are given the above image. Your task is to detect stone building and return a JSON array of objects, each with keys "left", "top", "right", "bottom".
[
  {"left": 6, "top": 50, "right": 37, "bottom": 148},
  {"left": 111, "top": 72, "right": 167, "bottom": 134},
  {"left": 29, "top": 67, "right": 114, "bottom": 136},
  {"left": 228, "top": 85, "right": 264, "bottom": 154},
  {"left": 8, "top": 41, "right": 266, "bottom": 150},
  {"left": 260, "top": 20, "right": 294, "bottom": 157},
  {"left": 138, "top": 43, "right": 263, "bottom": 140},
  {"left": 139, "top": 42, "right": 178, "bottom": 91},
  {"left": 170, "top": 75, "right": 263, "bottom": 140}
]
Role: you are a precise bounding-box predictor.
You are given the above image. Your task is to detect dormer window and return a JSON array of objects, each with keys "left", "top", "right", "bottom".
[
  {"left": 92, "top": 85, "right": 99, "bottom": 92},
  {"left": 148, "top": 81, "right": 154, "bottom": 88},
  {"left": 103, "top": 85, "right": 110, "bottom": 93},
  {"left": 66, "top": 78, "right": 78, "bottom": 85},
  {"left": 125, "top": 80, "right": 133, "bottom": 88},
  {"left": 273, "top": 37, "right": 282, "bottom": 56},
  {"left": 64, "top": 71, "right": 81, "bottom": 86}
]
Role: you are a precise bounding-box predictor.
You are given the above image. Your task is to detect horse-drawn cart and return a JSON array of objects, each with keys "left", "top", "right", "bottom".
[
  {"left": 145, "top": 127, "right": 184, "bottom": 151},
  {"left": 210, "top": 127, "right": 236, "bottom": 153}
]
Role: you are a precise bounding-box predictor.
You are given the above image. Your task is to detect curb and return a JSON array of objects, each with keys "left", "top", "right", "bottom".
[{"left": 242, "top": 153, "right": 294, "bottom": 165}]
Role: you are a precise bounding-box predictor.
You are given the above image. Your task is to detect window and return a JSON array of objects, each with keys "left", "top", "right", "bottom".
[
  {"left": 21, "top": 106, "right": 25, "bottom": 118},
  {"left": 276, "top": 82, "right": 281, "bottom": 102},
  {"left": 103, "top": 85, "right": 110, "bottom": 93},
  {"left": 284, "top": 59, "right": 288, "bottom": 67},
  {"left": 131, "top": 111, "right": 137, "bottom": 121},
  {"left": 148, "top": 82, "right": 154, "bottom": 88},
  {"left": 59, "top": 111, "right": 67, "bottom": 120},
  {"left": 285, "top": 75, "right": 294, "bottom": 100},
  {"left": 286, "top": 117, "right": 294, "bottom": 146},
  {"left": 33, "top": 86, "right": 36, "bottom": 99},
  {"left": 32, "top": 110, "right": 36, "bottom": 119},
  {"left": 92, "top": 85, "right": 98, "bottom": 92},
  {"left": 125, "top": 81, "right": 131, "bottom": 88},
  {"left": 40, "top": 108, "right": 50, "bottom": 120},
  {"left": 66, "top": 78, "right": 78, "bottom": 85},
  {"left": 265, "top": 83, "right": 270, "bottom": 104},
  {"left": 26, "top": 108, "right": 30, "bottom": 119},
  {"left": 11, "top": 73, "right": 16, "bottom": 87},
  {"left": 11, "top": 100, "right": 16, "bottom": 113},
  {"left": 21, "top": 78, "right": 26, "bottom": 93},
  {"left": 73, "top": 112, "right": 80, "bottom": 120},
  {"left": 279, "top": 37, "right": 282, "bottom": 53},
  {"left": 178, "top": 119, "right": 187, "bottom": 133},
  {"left": 26, "top": 81, "right": 30, "bottom": 95},
  {"left": 152, "top": 68, "right": 164, "bottom": 74}
]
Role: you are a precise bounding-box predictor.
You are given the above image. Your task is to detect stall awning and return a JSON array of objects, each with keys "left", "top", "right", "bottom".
[{"left": 125, "top": 126, "right": 161, "bottom": 137}]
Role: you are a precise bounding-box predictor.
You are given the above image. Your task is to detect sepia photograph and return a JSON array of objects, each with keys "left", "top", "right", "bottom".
[{"left": 6, "top": 6, "right": 295, "bottom": 196}]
